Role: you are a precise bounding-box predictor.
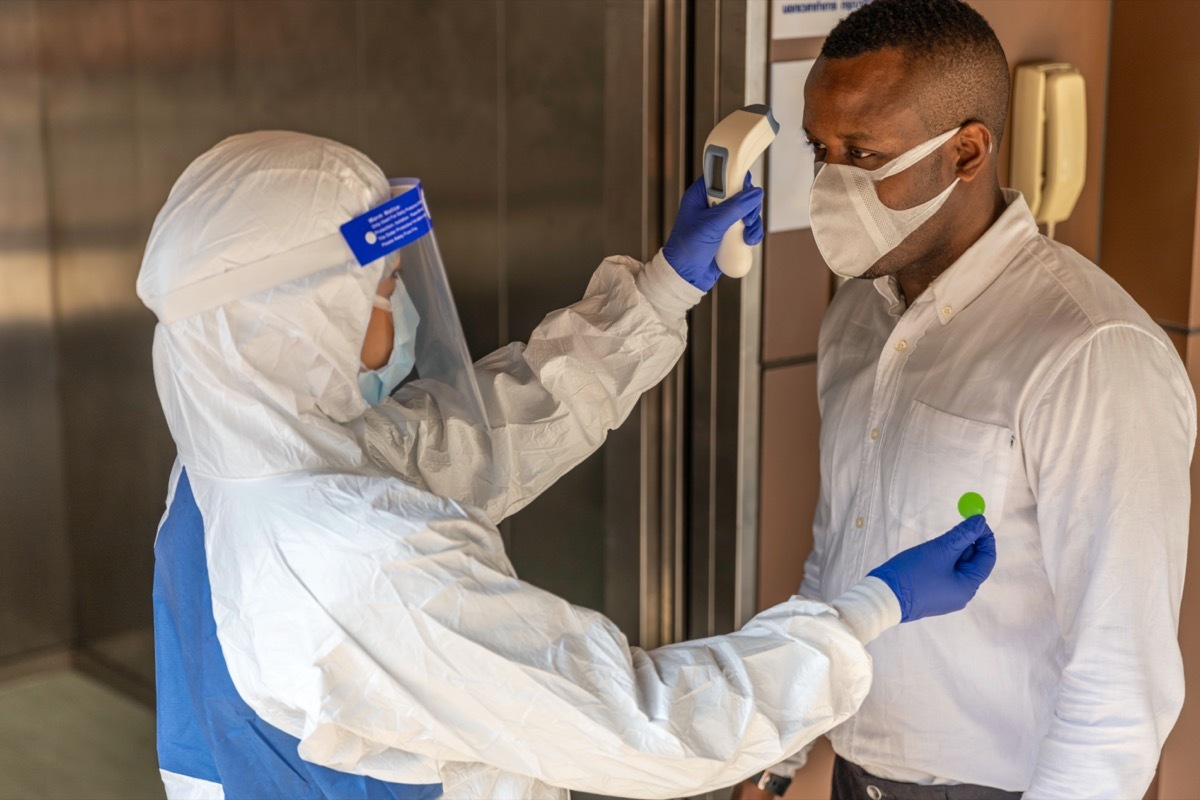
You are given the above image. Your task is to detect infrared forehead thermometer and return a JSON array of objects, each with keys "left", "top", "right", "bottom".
[{"left": 703, "top": 103, "right": 779, "bottom": 278}]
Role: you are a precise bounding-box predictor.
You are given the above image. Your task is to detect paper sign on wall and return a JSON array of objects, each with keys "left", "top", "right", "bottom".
[
  {"left": 768, "top": 59, "right": 817, "bottom": 233},
  {"left": 771, "top": 0, "right": 872, "bottom": 41}
]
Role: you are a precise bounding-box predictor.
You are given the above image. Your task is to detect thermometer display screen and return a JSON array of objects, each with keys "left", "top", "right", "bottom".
[{"left": 709, "top": 155, "right": 725, "bottom": 192}]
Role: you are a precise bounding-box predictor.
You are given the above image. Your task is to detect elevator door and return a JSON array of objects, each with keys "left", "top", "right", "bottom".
[
  {"left": 2, "top": 0, "right": 672, "bottom": 683},
  {"left": 353, "top": 0, "right": 670, "bottom": 635},
  {"left": 4, "top": 5, "right": 768, "bottom": 796}
]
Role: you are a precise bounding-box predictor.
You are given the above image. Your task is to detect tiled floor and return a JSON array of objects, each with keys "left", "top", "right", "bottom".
[{"left": 0, "top": 671, "right": 164, "bottom": 800}]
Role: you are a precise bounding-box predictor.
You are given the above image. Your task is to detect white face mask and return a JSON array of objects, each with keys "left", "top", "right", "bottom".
[{"left": 809, "top": 126, "right": 961, "bottom": 279}]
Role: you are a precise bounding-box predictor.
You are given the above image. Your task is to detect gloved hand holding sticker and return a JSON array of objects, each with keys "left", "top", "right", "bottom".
[{"left": 868, "top": 515, "right": 997, "bottom": 623}]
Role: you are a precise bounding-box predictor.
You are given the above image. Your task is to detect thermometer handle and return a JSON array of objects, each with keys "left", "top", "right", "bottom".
[
  {"left": 716, "top": 220, "right": 753, "bottom": 278},
  {"left": 701, "top": 104, "right": 777, "bottom": 278}
]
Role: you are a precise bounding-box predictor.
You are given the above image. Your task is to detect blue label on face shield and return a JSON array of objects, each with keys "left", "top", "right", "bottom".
[{"left": 340, "top": 182, "right": 432, "bottom": 267}]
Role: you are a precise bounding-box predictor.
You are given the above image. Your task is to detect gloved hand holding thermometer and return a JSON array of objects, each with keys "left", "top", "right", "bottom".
[
  {"left": 663, "top": 104, "right": 778, "bottom": 291},
  {"left": 702, "top": 104, "right": 779, "bottom": 278}
]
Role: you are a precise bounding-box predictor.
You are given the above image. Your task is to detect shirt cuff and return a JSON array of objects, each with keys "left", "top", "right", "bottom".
[
  {"left": 831, "top": 576, "right": 902, "bottom": 645},
  {"left": 635, "top": 250, "right": 704, "bottom": 320},
  {"left": 767, "top": 740, "right": 816, "bottom": 778}
]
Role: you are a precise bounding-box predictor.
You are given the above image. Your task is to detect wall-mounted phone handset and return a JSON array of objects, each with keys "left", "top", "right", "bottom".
[
  {"left": 1010, "top": 62, "right": 1087, "bottom": 238},
  {"left": 702, "top": 104, "right": 779, "bottom": 277}
]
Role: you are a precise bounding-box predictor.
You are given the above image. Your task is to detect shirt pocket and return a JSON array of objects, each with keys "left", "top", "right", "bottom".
[{"left": 885, "top": 400, "right": 1012, "bottom": 550}]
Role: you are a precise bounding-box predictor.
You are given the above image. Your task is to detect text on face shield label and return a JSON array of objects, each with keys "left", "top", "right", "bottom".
[{"left": 340, "top": 183, "right": 432, "bottom": 266}]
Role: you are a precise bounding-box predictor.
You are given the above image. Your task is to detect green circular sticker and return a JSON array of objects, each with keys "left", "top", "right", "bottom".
[{"left": 958, "top": 491, "right": 986, "bottom": 519}]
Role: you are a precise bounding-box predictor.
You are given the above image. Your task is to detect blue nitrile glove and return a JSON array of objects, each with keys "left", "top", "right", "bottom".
[
  {"left": 663, "top": 173, "right": 765, "bottom": 292},
  {"left": 868, "top": 515, "right": 997, "bottom": 623}
]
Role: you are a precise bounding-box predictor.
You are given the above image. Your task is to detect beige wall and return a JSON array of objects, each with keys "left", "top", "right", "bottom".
[
  {"left": 975, "top": 0, "right": 1112, "bottom": 261},
  {"left": 1102, "top": 2, "right": 1200, "bottom": 795},
  {"left": 1102, "top": 0, "right": 1200, "bottom": 331}
]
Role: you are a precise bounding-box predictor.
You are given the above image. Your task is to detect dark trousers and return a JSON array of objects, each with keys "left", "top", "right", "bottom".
[{"left": 831, "top": 756, "right": 1023, "bottom": 800}]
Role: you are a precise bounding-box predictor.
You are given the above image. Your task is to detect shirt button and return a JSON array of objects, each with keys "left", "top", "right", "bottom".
[
  {"left": 870, "top": 428, "right": 880, "bottom": 441},
  {"left": 941, "top": 305, "right": 953, "bottom": 317},
  {"left": 894, "top": 339, "right": 908, "bottom": 352},
  {"left": 866, "top": 786, "right": 883, "bottom": 800},
  {"left": 855, "top": 517, "right": 865, "bottom": 529}
]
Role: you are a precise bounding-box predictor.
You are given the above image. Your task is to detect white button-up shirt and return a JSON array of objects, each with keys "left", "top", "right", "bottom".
[{"left": 799, "top": 191, "right": 1195, "bottom": 795}]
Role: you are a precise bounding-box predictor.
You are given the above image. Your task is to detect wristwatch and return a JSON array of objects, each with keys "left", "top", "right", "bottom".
[{"left": 750, "top": 770, "right": 793, "bottom": 796}]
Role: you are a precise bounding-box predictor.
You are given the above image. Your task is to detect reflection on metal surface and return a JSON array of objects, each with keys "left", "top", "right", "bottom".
[
  {"left": 359, "top": 0, "right": 503, "bottom": 357},
  {"left": 3, "top": 0, "right": 685, "bottom": 693},
  {"left": 0, "top": 0, "right": 72, "bottom": 664},
  {"left": 6, "top": 0, "right": 770, "bottom": 714},
  {"left": 37, "top": 0, "right": 173, "bottom": 684},
  {"left": 47, "top": 250, "right": 148, "bottom": 318},
  {"left": 501, "top": 0, "right": 608, "bottom": 614},
  {"left": 0, "top": 255, "right": 58, "bottom": 322}
]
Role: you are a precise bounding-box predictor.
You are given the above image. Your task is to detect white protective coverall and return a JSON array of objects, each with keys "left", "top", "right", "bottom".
[{"left": 137, "top": 131, "right": 899, "bottom": 800}]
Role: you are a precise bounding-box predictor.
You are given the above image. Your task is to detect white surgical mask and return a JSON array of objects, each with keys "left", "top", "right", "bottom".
[
  {"left": 809, "top": 126, "right": 961, "bottom": 279},
  {"left": 358, "top": 275, "right": 420, "bottom": 405}
]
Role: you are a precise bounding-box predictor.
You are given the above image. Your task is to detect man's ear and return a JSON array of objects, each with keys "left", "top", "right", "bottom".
[{"left": 954, "top": 121, "right": 993, "bottom": 183}]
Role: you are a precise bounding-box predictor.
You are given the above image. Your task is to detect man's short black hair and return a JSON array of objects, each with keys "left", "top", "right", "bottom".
[{"left": 822, "top": 0, "right": 1010, "bottom": 143}]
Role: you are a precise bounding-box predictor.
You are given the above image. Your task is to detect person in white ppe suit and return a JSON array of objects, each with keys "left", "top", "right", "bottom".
[{"left": 137, "top": 131, "right": 997, "bottom": 800}]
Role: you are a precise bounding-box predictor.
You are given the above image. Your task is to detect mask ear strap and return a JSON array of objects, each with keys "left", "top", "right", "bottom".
[{"left": 872, "top": 126, "right": 962, "bottom": 180}]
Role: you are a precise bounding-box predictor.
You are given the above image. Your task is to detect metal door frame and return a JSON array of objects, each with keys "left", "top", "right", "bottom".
[
  {"left": 686, "top": 0, "right": 769, "bottom": 638},
  {"left": 602, "top": 0, "right": 769, "bottom": 648},
  {"left": 602, "top": 0, "right": 678, "bottom": 650}
]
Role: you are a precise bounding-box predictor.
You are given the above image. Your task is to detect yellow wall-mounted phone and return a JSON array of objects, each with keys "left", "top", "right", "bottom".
[{"left": 1010, "top": 62, "right": 1087, "bottom": 234}]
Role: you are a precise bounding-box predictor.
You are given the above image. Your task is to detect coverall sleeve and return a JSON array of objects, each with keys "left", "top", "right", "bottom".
[
  {"left": 362, "top": 251, "right": 699, "bottom": 524},
  {"left": 1020, "top": 325, "right": 1195, "bottom": 799},
  {"left": 206, "top": 473, "right": 895, "bottom": 800}
]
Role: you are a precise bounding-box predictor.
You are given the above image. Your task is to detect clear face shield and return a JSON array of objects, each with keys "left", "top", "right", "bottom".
[
  {"left": 344, "top": 180, "right": 487, "bottom": 424},
  {"left": 347, "top": 181, "right": 503, "bottom": 499},
  {"left": 142, "top": 177, "right": 486, "bottom": 432}
]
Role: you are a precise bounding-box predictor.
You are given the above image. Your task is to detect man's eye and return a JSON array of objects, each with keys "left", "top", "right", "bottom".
[
  {"left": 805, "top": 140, "right": 826, "bottom": 153},
  {"left": 849, "top": 148, "right": 874, "bottom": 159}
]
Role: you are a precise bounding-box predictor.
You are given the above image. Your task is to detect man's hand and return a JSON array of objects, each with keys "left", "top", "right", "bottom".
[
  {"left": 730, "top": 777, "right": 778, "bottom": 800},
  {"left": 868, "top": 515, "right": 997, "bottom": 622},
  {"left": 663, "top": 173, "right": 764, "bottom": 291}
]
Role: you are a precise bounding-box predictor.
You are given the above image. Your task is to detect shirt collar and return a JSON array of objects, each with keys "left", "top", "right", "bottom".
[
  {"left": 928, "top": 189, "right": 1039, "bottom": 325},
  {"left": 869, "top": 189, "right": 1037, "bottom": 323},
  {"left": 872, "top": 275, "right": 906, "bottom": 317}
]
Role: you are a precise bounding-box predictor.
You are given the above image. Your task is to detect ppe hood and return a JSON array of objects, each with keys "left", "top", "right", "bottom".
[{"left": 137, "top": 131, "right": 389, "bottom": 478}]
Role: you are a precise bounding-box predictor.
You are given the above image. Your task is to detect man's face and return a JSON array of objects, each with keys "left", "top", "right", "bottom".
[{"left": 803, "top": 48, "right": 962, "bottom": 279}]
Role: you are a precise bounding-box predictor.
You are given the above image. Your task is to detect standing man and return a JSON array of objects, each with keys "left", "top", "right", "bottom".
[{"left": 736, "top": 0, "right": 1195, "bottom": 798}]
